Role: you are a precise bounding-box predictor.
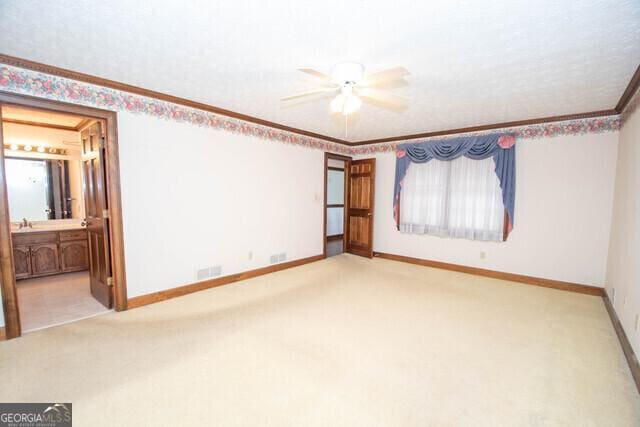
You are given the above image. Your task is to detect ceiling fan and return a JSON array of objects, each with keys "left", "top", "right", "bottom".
[{"left": 281, "top": 62, "right": 410, "bottom": 116}]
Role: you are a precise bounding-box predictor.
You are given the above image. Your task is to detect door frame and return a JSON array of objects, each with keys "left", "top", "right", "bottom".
[
  {"left": 0, "top": 91, "right": 128, "bottom": 339},
  {"left": 323, "top": 152, "right": 352, "bottom": 258}
]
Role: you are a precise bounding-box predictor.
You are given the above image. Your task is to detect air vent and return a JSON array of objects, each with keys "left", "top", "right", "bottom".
[
  {"left": 197, "top": 265, "right": 222, "bottom": 280},
  {"left": 197, "top": 268, "right": 210, "bottom": 280},
  {"left": 210, "top": 266, "right": 222, "bottom": 277}
]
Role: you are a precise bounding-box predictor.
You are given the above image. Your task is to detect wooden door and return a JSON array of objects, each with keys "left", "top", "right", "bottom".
[
  {"left": 13, "top": 246, "right": 31, "bottom": 279},
  {"left": 81, "top": 122, "right": 113, "bottom": 308},
  {"left": 30, "top": 243, "right": 59, "bottom": 276},
  {"left": 346, "top": 159, "right": 375, "bottom": 257}
]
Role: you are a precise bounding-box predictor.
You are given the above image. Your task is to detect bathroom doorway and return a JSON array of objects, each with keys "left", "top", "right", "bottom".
[
  {"left": 0, "top": 93, "right": 128, "bottom": 339},
  {"left": 323, "top": 153, "right": 351, "bottom": 257}
]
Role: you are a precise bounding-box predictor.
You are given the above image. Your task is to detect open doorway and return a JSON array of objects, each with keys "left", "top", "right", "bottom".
[
  {"left": 0, "top": 93, "right": 127, "bottom": 339},
  {"left": 323, "top": 153, "right": 351, "bottom": 257},
  {"left": 323, "top": 153, "right": 376, "bottom": 259}
]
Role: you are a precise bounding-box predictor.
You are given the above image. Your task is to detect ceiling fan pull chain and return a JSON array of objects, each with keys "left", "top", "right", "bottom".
[{"left": 345, "top": 114, "right": 348, "bottom": 139}]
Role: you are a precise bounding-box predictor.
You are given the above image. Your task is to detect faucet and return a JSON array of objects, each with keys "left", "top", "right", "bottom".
[{"left": 19, "top": 218, "right": 32, "bottom": 229}]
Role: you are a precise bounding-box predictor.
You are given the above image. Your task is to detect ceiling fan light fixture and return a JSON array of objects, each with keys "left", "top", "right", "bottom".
[
  {"left": 342, "top": 94, "right": 362, "bottom": 115},
  {"left": 330, "top": 93, "right": 362, "bottom": 115},
  {"left": 330, "top": 94, "right": 345, "bottom": 113}
]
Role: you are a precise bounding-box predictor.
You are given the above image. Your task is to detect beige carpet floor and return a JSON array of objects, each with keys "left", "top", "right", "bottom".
[{"left": 0, "top": 254, "right": 638, "bottom": 426}]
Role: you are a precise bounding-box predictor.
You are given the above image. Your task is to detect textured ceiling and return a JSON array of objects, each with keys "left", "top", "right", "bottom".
[{"left": 0, "top": 0, "right": 639, "bottom": 142}]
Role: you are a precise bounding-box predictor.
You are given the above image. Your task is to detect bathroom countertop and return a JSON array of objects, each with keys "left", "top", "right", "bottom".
[{"left": 11, "top": 226, "right": 86, "bottom": 234}]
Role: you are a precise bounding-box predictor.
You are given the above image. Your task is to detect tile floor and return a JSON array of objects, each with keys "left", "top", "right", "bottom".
[{"left": 16, "top": 271, "right": 111, "bottom": 332}]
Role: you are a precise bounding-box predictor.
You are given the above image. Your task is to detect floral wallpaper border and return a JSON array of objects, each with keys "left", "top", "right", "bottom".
[
  {"left": 350, "top": 115, "right": 621, "bottom": 155},
  {"left": 0, "top": 64, "right": 351, "bottom": 155},
  {"left": 0, "top": 64, "right": 623, "bottom": 156}
]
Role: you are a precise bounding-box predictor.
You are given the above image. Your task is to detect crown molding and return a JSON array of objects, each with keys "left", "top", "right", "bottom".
[
  {"left": 615, "top": 64, "right": 640, "bottom": 113},
  {"left": 0, "top": 53, "right": 635, "bottom": 148},
  {"left": 0, "top": 53, "right": 348, "bottom": 145},
  {"left": 349, "top": 109, "right": 619, "bottom": 145}
]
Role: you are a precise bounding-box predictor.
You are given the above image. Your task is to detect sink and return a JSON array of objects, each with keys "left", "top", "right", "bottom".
[
  {"left": 12, "top": 226, "right": 42, "bottom": 233},
  {"left": 12, "top": 224, "right": 85, "bottom": 233}
]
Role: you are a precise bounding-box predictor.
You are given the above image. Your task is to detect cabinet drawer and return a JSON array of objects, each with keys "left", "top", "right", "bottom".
[
  {"left": 12, "top": 232, "right": 58, "bottom": 246},
  {"left": 59, "top": 230, "right": 87, "bottom": 242}
]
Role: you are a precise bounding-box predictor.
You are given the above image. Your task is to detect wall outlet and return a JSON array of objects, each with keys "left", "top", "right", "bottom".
[
  {"left": 480, "top": 251, "right": 486, "bottom": 260},
  {"left": 624, "top": 297, "right": 628, "bottom": 307},
  {"left": 278, "top": 252, "right": 287, "bottom": 262},
  {"left": 635, "top": 314, "right": 640, "bottom": 332},
  {"left": 612, "top": 288, "right": 616, "bottom": 304},
  {"left": 248, "top": 251, "right": 253, "bottom": 260},
  {"left": 270, "top": 254, "right": 279, "bottom": 264}
]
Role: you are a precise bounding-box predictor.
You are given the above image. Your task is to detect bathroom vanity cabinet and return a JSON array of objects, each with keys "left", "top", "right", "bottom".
[{"left": 12, "top": 229, "right": 89, "bottom": 280}]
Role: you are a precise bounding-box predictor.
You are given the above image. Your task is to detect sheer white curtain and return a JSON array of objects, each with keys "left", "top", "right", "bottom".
[{"left": 399, "top": 156, "right": 505, "bottom": 242}]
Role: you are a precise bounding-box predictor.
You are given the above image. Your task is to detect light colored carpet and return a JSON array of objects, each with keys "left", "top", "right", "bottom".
[{"left": 0, "top": 254, "right": 638, "bottom": 426}]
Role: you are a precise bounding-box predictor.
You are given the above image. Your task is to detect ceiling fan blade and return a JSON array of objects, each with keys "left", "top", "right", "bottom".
[
  {"left": 281, "top": 87, "right": 337, "bottom": 101},
  {"left": 298, "top": 68, "right": 334, "bottom": 82},
  {"left": 358, "top": 88, "right": 409, "bottom": 108},
  {"left": 363, "top": 66, "right": 410, "bottom": 86}
]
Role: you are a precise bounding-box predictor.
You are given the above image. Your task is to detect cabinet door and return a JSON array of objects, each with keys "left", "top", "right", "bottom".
[
  {"left": 30, "top": 243, "right": 60, "bottom": 277},
  {"left": 13, "top": 245, "right": 32, "bottom": 279},
  {"left": 60, "top": 240, "right": 89, "bottom": 272}
]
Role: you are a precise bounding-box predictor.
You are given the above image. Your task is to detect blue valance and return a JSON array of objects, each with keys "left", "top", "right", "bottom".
[{"left": 393, "top": 133, "right": 516, "bottom": 231}]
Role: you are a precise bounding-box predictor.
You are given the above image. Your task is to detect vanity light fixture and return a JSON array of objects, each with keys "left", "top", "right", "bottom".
[{"left": 2, "top": 144, "right": 68, "bottom": 155}]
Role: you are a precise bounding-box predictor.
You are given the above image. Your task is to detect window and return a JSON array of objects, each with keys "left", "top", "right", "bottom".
[{"left": 399, "top": 156, "right": 505, "bottom": 242}]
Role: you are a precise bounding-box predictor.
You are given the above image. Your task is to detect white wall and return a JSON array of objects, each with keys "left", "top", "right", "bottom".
[
  {"left": 365, "top": 132, "right": 619, "bottom": 286},
  {"left": 117, "top": 112, "right": 325, "bottom": 298},
  {"left": 606, "top": 103, "right": 640, "bottom": 354}
]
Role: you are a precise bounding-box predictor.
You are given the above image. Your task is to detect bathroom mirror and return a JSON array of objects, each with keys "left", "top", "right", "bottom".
[{"left": 5, "top": 156, "right": 84, "bottom": 221}]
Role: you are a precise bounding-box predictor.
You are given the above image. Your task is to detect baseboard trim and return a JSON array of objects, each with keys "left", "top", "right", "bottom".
[
  {"left": 127, "top": 254, "right": 324, "bottom": 309},
  {"left": 603, "top": 291, "right": 640, "bottom": 393},
  {"left": 0, "top": 327, "right": 5, "bottom": 341},
  {"left": 373, "top": 252, "right": 604, "bottom": 296}
]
